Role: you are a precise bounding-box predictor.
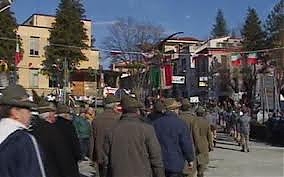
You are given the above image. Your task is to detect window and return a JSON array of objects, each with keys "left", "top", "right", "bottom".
[
  {"left": 30, "top": 36, "right": 40, "bottom": 56},
  {"left": 29, "top": 69, "right": 39, "bottom": 88},
  {"left": 181, "top": 58, "right": 186, "bottom": 72}
]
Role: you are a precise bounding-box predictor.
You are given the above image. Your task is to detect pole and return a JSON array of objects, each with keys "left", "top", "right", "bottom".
[
  {"left": 63, "top": 57, "right": 69, "bottom": 105},
  {"left": 262, "top": 74, "right": 265, "bottom": 123}
]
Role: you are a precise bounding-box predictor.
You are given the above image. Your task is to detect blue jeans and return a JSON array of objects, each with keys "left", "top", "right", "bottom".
[{"left": 79, "top": 138, "right": 90, "bottom": 159}]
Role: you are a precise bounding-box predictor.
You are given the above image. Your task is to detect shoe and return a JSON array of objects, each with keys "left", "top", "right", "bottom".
[
  {"left": 241, "top": 149, "right": 245, "bottom": 152},
  {"left": 247, "top": 149, "right": 250, "bottom": 152}
]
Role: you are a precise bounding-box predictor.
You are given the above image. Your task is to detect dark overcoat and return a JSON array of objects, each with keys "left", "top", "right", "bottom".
[
  {"left": 31, "top": 117, "right": 80, "bottom": 177},
  {"left": 149, "top": 111, "right": 195, "bottom": 173},
  {"left": 0, "top": 130, "right": 45, "bottom": 177}
]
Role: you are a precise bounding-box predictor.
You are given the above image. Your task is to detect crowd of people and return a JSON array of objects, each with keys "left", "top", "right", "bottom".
[{"left": 0, "top": 84, "right": 252, "bottom": 177}]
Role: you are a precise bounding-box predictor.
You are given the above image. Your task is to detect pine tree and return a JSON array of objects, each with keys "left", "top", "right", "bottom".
[
  {"left": 241, "top": 8, "right": 266, "bottom": 107},
  {"left": 211, "top": 9, "right": 229, "bottom": 38},
  {"left": 42, "top": 0, "right": 88, "bottom": 85},
  {"left": 265, "top": 0, "right": 284, "bottom": 48},
  {"left": 241, "top": 8, "right": 266, "bottom": 50},
  {"left": 265, "top": 0, "right": 284, "bottom": 97},
  {"left": 0, "top": 1, "right": 18, "bottom": 66}
]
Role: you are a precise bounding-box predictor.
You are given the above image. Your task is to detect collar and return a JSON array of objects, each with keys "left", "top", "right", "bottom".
[
  {"left": 120, "top": 113, "right": 141, "bottom": 121},
  {"left": 0, "top": 118, "right": 27, "bottom": 144}
]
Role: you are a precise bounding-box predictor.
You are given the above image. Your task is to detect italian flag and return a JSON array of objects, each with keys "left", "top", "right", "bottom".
[
  {"left": 231, "top": 54, "right": 241, "bottom": 67},
  {"left": 15, "top": 42, "right": 23, "bottom": 66},
  {"left": 160, "top": 64, "right": 173, "bottom": 89},
  {"left": 247, "top": 52, "right": 257, "bottom": 65}
]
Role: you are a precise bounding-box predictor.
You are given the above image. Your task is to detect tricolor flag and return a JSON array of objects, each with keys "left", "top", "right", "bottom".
[
  {"left": 247, "top": 52, "right": 257, "bottom": 65},
  {"left": 160, "top": 64, "right": 173, "bottom": 89},
  {"left": 15, "top": 41, "right": 23, "bottom": 66},
  {"left": 231, "top": 54, "right": 241, "bottom": 67}
]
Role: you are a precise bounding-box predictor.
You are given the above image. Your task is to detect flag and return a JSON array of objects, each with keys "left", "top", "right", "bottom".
[
  {"left": 15, "top": 42, "right": 23, "bottom": 66},
  {"left": 150, "top": 67, "right": 161, "bottom": 89},
  {"left": 247, "top": 52, "right": 257, "bottom": 65},
  {"left": 164, "top": 64, "right": 173, "bottom": 87},
  {"left": 230, "top": 54, "right": 241, "bottom": 67},
  {"left": 160, "top": 64, "right": 173, "bottom": 89},
  {"left": 160, "top": 67, "right": 166, "bottom": 89}
]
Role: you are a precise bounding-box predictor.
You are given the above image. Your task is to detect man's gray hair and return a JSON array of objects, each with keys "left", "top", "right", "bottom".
[{"left": 39, "top": 112, "right": 50, "bottom": 120}]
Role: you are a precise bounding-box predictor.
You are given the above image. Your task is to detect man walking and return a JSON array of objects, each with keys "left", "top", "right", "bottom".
[
  {"left": 104, "top": 96, "right": 165, "bottom": 177},
  {"left": 149, "top": 98, "right": 195, "bottom": 177},
  {"left": 32, "top": 100, "right": 80, "bottom": 177},
  {"left": 193, "top": 107, "right": 213, "bottom": 177},
  {"left": 239, "top": 107, "right": 251, "bottom": 152},
  {"left": 0, "top": 85, "right": 46, "bottom": 177},
  {"left": 92, "top": 95, "right": 121, "bottom": 177},
  {"left": 179, "top": 98, "right": 197, "bottom": 177}
]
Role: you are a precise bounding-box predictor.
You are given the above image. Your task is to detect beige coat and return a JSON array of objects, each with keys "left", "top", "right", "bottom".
[{"left": 192, "top": 116, "right": 213, "bottom": 165}]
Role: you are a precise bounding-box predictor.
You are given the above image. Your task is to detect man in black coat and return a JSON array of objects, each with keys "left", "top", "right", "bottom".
[
  {"left": 31, "top": 101, "right": 80, "bottom": 177},
  {"left": 55, "top": 104, "right": 81, "bottom": 165}
]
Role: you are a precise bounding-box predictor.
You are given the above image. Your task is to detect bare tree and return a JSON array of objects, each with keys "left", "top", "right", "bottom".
[
  {"left": 102, "top": 17, "right": 166, "bottom": 100},
  {"left": 103, "top": 17, "right": 165, "bottom": 63}
]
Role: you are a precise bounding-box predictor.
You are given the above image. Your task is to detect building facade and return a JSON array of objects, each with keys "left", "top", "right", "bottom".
[
  {"left": 194, "top": 36, "right": 242, "bottom": 100},
  {"left": 164, "top": 37, "right": 202, "bottom": 98},
  {"left": 17, "top": 14, "right": 100, "bottom": 96}
]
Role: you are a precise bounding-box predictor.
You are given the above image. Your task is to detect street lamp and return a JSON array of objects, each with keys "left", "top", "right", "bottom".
[{"left": 0, "top": 0, "right": 13, "bottom": 13}]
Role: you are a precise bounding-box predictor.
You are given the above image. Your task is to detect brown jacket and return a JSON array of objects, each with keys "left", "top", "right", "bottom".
[
  {"left": 92, "top": 109, "right": 120, "bottom": 163},
  {"left": 180, "top": 111, "right": 198, "bottom": 131},
  {"left": 104, "top": 113, "right": 165, "bottom": 177},
  {"left": 192, "top": 116, "right": 213, "bottom": 165}
]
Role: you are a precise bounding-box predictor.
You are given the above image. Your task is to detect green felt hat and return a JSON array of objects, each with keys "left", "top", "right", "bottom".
[
  {"left": 164, "top": 98, "right": 182, "bottom": 110},
  {"left": 120, "top": 95, "right": 143, "bottom": 111},
  {"left": 0, "top": 85, "right": 36, "bottom": 109}
]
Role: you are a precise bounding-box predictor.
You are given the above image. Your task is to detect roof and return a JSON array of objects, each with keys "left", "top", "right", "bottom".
[
  {"left": 22, "top": 13, "right": 92, "bottom": 25},
  {"left": 169, "top": 36, "right": 201, "bottom": 42}
]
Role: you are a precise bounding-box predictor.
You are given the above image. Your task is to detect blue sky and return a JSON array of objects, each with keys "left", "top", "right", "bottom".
[{"left": 11, "top": 0, "right": 278, "bottom": 48}]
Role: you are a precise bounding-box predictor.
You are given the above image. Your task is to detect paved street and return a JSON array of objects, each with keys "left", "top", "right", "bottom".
[{"left": 205, "top": 133, "right": 284, "bottom": 177}]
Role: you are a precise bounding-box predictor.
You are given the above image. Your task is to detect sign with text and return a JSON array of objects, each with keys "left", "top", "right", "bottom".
[{"left": 172, "top": 76, "right": 185, "bottom": 84}]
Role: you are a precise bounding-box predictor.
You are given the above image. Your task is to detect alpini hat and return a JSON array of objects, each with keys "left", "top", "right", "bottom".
[
  {"left": 0, "top": 84, "right": 36, "bottom": 109},
  {"left": 37, "top": 100, "right": 56, "bottom": 114},
  {"left": 181, "top": 98, "right": 191, "bottom": 111},
  {"left": 164, "top": 98, "right": 182, "bottom": 110},
  {"left": 56, "top": 104, "right": 70, "bottom": 114},
  {"left": 120, "top": 95, "right": 143, "bottom": 111}
]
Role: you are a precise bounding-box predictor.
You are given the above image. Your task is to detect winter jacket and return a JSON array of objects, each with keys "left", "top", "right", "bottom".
[
  {"left": 73, "top": 115, "right": 92, "bottom": 139},
  {"left": 92, "top": 109, "right": 120, "bottom": 163},
  {"left": 104, "top": 113, "right": 165, "bottom": 177},
  {"left": 31, "top": 117, "right": 80, "bottom": 177},
  {"left": 149, "top": 111, "right": 195, "bottom": 173},
  {"left": 192, "top": 116, "right": 213, "bottom": 165},
  {"left": 55, "top": 116, "right": 81, "bottom": 162},
  {"left": 0, "top": 118, "right": 46, "bottom": 177}
]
